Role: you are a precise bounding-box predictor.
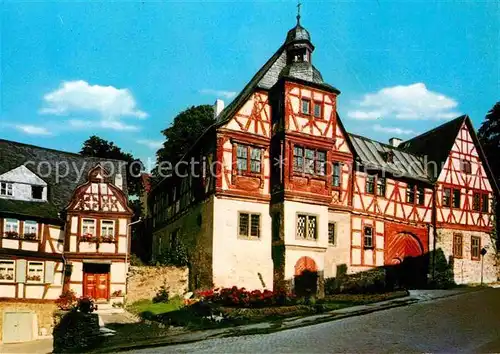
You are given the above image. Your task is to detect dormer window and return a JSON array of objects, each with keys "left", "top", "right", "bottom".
[
  {"left": 32, "top": 186, "right": 43, "bottom": 200},
  {"left": 0, "top": 182, "right": 13, "bottom": 196},
  {"left": 288, "top": 48, "right": 310, "bottom": 64}
]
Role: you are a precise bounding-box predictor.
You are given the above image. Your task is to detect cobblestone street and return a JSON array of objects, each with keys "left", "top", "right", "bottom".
[{"left": 134, "top": 288, "right": 500, "bottom": 353}]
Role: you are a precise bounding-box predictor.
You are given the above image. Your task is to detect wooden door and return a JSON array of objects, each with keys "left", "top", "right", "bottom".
[
  {"left": 3, "top": 312, "right": 34, "bottom": 343},
  {"left": 84, "top": 272, "right": 109, "bottom": 301}
]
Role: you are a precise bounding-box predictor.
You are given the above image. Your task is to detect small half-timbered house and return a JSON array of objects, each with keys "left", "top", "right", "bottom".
[
  {"left": 0, "top": 140, "right": 133, "bottom": 343},
  {"left": 149, "top": 17, "right": 499, "bottom": 294}
]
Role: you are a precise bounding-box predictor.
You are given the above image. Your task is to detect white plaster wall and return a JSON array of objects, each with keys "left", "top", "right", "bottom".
[
  {"left": 2, "top": 239, "right": 19, "bottom": 249},
  {"left": 0, "top": 285, "right": 16, "bottom": 297},
  {"left": 70, "top": 235, "right": 77, "bottom": 253},
  {"left": 111, "top": 262, "right": 127, "bottom": 283},
  {"left": 118, "top": 236, "right": 128, "bottom": 253},
  {"left": 25, "top": 285, "right": 44, "bottom": 299},
  {"left": 17, "top": 284, "right": 24, "bottom": 298},
  {"left": 70, "top": 217, "right": 78, "bottom": 233},
  {"left": 79, "top": 242, "right": 97, "bottom": 253},
  {"left": 70, "top": 262, "right": 83, "bottom": 282},
  {"left": 21, "top": 242, "right": 38, "bottom": 252},
  {"left": 119, "top": 219, "right": 127, "bottom": 235},
  {"left": 46, "top": 287, "right": 62, "bottom": 299},
  {"left": 99, "top": 243, "right": 115, "bottom": 253},
  {"left": 324, "top": 211, "right": 351, "bottom": 278},
  {"left": 283, "top": 201, "right": 329, "bottom": 249},
  {"left": 212, "top": 197, "right": 273, "bottom": 290}
]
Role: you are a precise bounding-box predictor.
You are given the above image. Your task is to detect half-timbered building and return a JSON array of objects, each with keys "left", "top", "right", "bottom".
[
  {"left": 149, "top": 17, "right": 498, "bottom": 294},
  {"left": 0, "top": 139, "right": 133, "bottom": 342}
]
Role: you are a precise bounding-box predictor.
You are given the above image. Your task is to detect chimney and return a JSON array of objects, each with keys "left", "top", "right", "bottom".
[
  {"left": 213, "top": 99, "right": 225, "bottom": 119},
  {"left": 389, "top": 137, "right": 402, "bottom": 148}
]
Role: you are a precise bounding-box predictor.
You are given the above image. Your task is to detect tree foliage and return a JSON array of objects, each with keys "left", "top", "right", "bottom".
[
  {"left": 80, "top": 135, "right": 143, "bottom": 196},
  {"left": 478, "top": 102, "right": 500, "bottom": 185},
  {"left": 154, "top": 105, "right": 215, "bottom": 177}
]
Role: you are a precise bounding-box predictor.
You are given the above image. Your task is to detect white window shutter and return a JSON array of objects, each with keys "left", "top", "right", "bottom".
[
  {"left": 45, "top": 261, "right": 55, "bottom": 284},
  {"left": 16, "top": 259, "right": 26, "bottom": 283}
]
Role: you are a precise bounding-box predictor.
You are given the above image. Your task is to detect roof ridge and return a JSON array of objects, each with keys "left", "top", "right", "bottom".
[
  {"left": 401, "top": 115, "right": 467, "bottom": 145},
  {"left": 0, "top": 138, "right": 129, "bottom": 163}
]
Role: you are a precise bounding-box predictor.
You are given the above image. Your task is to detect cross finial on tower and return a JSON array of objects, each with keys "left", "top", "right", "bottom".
[{"left": 296, "top": 0, "right": 302, "bottom": 25}]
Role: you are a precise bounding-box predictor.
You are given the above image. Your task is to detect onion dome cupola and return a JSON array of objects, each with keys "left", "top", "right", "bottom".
[{"left": 279, "top": 11, "right": 327, "bottom": 86}]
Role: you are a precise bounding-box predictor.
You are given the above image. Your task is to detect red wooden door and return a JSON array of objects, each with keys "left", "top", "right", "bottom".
[{"left": 84, "top": 273, "right": 109, "bottom": 300}]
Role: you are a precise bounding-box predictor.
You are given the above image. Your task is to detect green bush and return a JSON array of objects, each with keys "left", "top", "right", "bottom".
[{"left": 153, "top": 285, "right": 170, "bottom": 303}]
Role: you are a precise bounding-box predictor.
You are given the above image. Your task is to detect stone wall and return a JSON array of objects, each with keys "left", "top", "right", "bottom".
[
  {"left": 0, "top": 300, "right": 57, "bottom": 342},
  {"left": 435, "top": 228, "right": 497, "bottom": 284},
  {"left": 126, "top": 266, "right": 188, "bottom": 304}
]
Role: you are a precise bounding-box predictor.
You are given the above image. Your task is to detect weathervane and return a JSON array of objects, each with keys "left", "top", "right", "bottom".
[{"left": 297, "top": 0, "right": 302, "bottom": 24}]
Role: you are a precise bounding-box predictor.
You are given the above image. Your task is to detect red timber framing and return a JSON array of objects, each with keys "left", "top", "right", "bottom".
[
  {"left": 435, "top": 122, "right": 494, "bottom": 232},
  {"left": 280, "top": 81, "right": 353, "bottom": 207}
]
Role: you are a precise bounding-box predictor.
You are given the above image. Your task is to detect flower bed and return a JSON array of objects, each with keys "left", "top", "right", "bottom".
[{"left": 196, "top": 287, "right": 296, "bottom": 308}]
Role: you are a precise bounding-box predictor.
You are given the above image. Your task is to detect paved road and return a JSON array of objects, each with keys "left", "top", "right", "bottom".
[{"left": 134, "top": 288, "right": 500, "bottom": 353}]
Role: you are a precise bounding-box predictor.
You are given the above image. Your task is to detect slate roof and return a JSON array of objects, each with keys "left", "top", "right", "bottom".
[
  {"left": 348, "top": 133, "right": 430, "bottom": 182},
  {"left": 0, "top": 139, "right": 128, "bottom": 221},
  {"left": 216, "top": 22, "right": 339, "bottom": 126},
  {"left": 399, "top": 115, "right": 467, "bottom": 169}
]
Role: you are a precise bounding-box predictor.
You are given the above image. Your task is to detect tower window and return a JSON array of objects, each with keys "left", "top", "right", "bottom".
[
  {"left": 301, "top": 98, "right": 311, "bottom": 115},
  {"left": 32, "top": 186, "right": 43, "bottom": 200},
  {"left": 313, "top": 102, "right": 322, "bottom": 118}
]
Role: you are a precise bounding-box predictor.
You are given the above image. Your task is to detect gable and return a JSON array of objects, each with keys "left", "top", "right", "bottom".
[
  {"left": 437, "top": 120, "right": 493, "bottom": 192},
  {"left": 0, "top": 165, "right": 47, "bottom": 186}
]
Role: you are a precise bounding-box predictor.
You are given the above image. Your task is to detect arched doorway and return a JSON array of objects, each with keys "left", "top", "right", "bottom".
[
  {"left": 385, "top": 232, "right": 426, "bottom": 288},
  {"left": 294, "top": 257, "right": 318, "bottom": 297}
]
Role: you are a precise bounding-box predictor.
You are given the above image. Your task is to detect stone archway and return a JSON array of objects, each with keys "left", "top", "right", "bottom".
[{"left": 294, "top": 257, "right": 318, "bottom": 297}]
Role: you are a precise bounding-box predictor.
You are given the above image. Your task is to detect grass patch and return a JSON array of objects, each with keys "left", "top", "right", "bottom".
[{"left": 128, "top": 297, "right": 184, "bottom": 317}]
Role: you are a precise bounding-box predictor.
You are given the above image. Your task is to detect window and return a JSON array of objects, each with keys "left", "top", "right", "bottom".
[
  {"left": 328, "top": 223, "right": 336, "bottom": 245},
  {"left": 443, "top": 188, "right": 451, "bottom": 207},
  {"left": 23, "top": 220, "right": 38, "bottom": 240},
  {"left": 4, "top": 218, "right": 19, "bottom": 238},
  {"left": 82, "top": 219, "right": 96, "bottom": 236},
  {"left": 301, "top": 98, "right": 311, "bottom": 115},
  {"left": 0, "top": 182, "right": 13, "bottom": 196},
  {"left": 377, "top": 177, "right": 386, "bottom": 197},
  {"left": 406, "top": 183, "right": 415, "bottom": 204},
  {"left": 363, "top": 226, "right": 373, "bottom": 248},
  {"left": 471, "top": 236, "right": 481, "bottom": 260},
  {"left": 453, "top": 189, "right": 461, "bottom": 208},
  {"left": 461, "top": 160, "right": 472, "bottom": 174},
  {"left": 453, "top": 234, "right": 463, "bottom": 258},
  {"left": 27, "top": 261, "right": 44, "bottom": 283},
  {"left": 31, "top": 186, "right": 43, "bottom": 200},
  {"left": 238, "top": 213, "right": 260, "bottom": 238},
  {"left": 0, "top": 260, "right": 15, "bottom": 282},
  {"left": 101, "top": 220, "right": 115, "bottom": 242},
  {"left": 366, "top": 175, "right": 375, "bottom": 195},
  {"left": 332, "top": 162, "right": 341, "bottom": 187},
  {"left": 293, "top": 146, "right": 326, "bottom": 176},
  {"left": 481, "top": 194, "right": 489, "bottom": 213},
  {"left": 297, "top": 214, "right": 317, "bottom": 240},
  {"left": 473, "top": 192, "right": 481, "bottom": 211},
  {"left": 237, "top": 145, "right": 262, "bottom": 174},
  {"left": 417, "top": 187, "right": 425, "bottom": 206},
  {"left": 313, "top": 102, "right": 322, "bottom": 118}
]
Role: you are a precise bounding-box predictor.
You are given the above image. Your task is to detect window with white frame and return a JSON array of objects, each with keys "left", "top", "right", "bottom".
[
  {"left": 363, "top": 225, "right": 373, "bottom": 248},
  {"left": 27, "top": 261, "right": 44, "bottom": 282},
  {"left": 101, "top": 220, "right": 115, "bottom": 242},
  {"left": 0, "top": 260, "right": 15, "bottom": 282},
  {"left": 23, "top": 220, "right": 38, "bottom": 240},
  {"left": 0, "top": 182, "right": 13, "bottom": 196},
  {"left": 297, "top": 214, "right": 317, "bottom": 240},
  {"left": 4, "top": 218, "right": 19, "bottom": 238},
  {"left": 82, "top": 219, "right": 96, "bottom": 237}
]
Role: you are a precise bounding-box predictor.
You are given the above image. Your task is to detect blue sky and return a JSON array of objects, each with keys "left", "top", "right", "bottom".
[{"left": 1, "top": 1, "right": 498, "bottom": 168}]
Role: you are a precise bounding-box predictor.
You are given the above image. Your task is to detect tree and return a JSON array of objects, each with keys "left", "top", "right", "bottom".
[
  {"left": 478, "top": 102, "right": 500, "bottom": 185},
  {"left": 478, "top": 102, "right": 500, "bottom": 253},
  {"left": 154, "top": 105, "right": 215, "bottom": 178},
  {"left": 80, "top": 136, "right": 143, "bottom": 196}
]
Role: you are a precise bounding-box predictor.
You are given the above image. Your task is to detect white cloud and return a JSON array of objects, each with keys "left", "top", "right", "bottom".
[
  {"left": 14, "top": 125, "right": 52, "bottom": 136},
  {"left": 40, "top": 80, "right": 148, "bottom": 119},
  {"left": 137, "top": 139, "right": 163, "bottom": 150},
  {"left": 373, "top": 124, "right": 415, "bottom": 136},
  {"left": 68, "top": 119, "right": 140, "bottom": 132},
  {"left": 347, "top": 83, "right": 461, "bottom": 120},
  {"left": 200, "top": 89, "right": 237, "bottom": 100}
]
